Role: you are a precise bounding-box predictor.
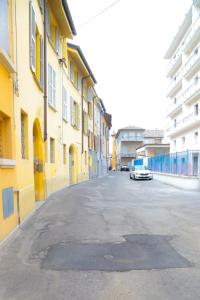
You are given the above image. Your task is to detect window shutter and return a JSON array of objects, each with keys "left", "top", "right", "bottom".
[
  {"left": 0, "top": 0, "right": 10, "bottom": 55},
  {"left": 78, "top": 73, "right": 81, "bottom": 90},
  {"left": 55, "top": 28, "right": 60, "bottom": 54},
  {"left": 48, "top": 64, "right": 52, "bottom": 105},
  {"left": 70, "top": 62, "right": 74, "bottom": 82},
  {"left": 87, "top": 87, "right": 93, "bottom": 102},
  {"left": 70, "top": 97, "right": 74, "bottom": 126},
  {"left": 52, "top": 69, "right": 56, "bottom": 107},
  {"left": 46, "top": 5, "right": 51, "bottom": 37},
  {"left": 78, "top": 104, "right": 80, "bottom": 129},
  {"left": 38, "top": 0, "right": 44, "bottom": 13},
  {"left": 29, "top": 2, "right": 36, "bottom": 72},
  {"left": 62, "top": 86, "right": 67, "bottom": 121},
  {"left": 40, "top": 36, "right": 44, "bottom": 89}
]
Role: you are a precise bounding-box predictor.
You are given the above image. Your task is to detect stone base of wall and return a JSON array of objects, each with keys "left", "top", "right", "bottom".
[{"left": 153, "top": 172, "right": 200, "bottom": 191}]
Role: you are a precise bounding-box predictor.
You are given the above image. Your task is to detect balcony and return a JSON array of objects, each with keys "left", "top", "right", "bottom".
[
  {"left": 184, "top": 17, "right": 200, "bottom": 54},
  {"left": 120, "top": 152, "right": 136, "bottom": 158},
  {"left": 182, "top": 80, "right": 200, "bottom": 105},
  {"left": 183, "top": 46, "right": 200, "bottom": 79},
  {"left": 167, "top": 97, "right": 183, "bottom": 118},
  {"left": 166, "top": 110, "right": 200, "bottom": 137},
  {"left": 166, "top": 53, "right": 182, "bottom": 78},
  {"left": 120, "top": 136, "right": 144, "bottom": 142},
  {"left": 167, "top": 72, "right": 182, "bottom": 98}
]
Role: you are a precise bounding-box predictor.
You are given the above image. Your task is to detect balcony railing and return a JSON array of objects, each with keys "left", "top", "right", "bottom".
[
  {"left": 184, "top": 17, "right": 200, "bottom": 54},
  {"left": 120, "top": 152, "right": 136, "bottom": 158},
  {"left": 167, "top": 96, "right": 183, "bottom": 117},
  {"left": 167, "top": 71, "right": 182, "bottom": 97},
  {"left": 166, "top": 52, "right": 182, "bottom": 78},
  {"left": 183, "top": 46, "right": 200, "bottom": 78},
  {"left": 166, "top": 110, "right": 200, "bottom": 136},
  {"left": 182, "top": 80, "right": 200, "bottom": 104},
  {"left": 120, "top": 136, "right": 144, "bottom": 142}
]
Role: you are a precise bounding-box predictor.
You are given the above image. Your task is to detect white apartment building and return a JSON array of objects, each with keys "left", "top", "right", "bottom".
[{"left": 165, "top": 0, "right": 200, "bottom": 153}]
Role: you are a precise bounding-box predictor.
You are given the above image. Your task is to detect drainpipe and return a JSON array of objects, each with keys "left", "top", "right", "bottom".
[
  {"left": 43, "top": 0, "right": 48, "bottom": 142},
  {"left": 81, "top": 75, "right": 90, "bottom": 154}
]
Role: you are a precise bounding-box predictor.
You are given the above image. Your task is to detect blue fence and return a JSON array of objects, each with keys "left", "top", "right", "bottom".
[{"left": 134, "top": 151, "right": 200, "bottom": 177}]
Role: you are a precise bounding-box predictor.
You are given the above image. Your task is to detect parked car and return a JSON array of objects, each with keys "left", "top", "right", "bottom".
[
  {"left": 120, "top": 165, "right": 130, "bottom": 171},
  {"left": 130, "top": 165, "right": 153, "bottom": 180}
]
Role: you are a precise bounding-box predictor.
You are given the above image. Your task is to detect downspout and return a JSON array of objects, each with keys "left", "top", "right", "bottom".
[
  {"left": 43, "top": 0, "right": 48, "bottom": 142},
  {"left": 81, "top": 75, "right": 90, "bottom": 154}
]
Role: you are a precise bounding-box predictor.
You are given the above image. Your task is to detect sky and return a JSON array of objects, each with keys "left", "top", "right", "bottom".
[{"left": 68, "top": 0, "right": 192, "bottom": 133}]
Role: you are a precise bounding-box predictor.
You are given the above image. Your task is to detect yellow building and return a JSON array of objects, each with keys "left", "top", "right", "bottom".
[
  {"left": 0, "top": 0, "right": 111, "bottom": 243},
  {"left": 0, "top": 0, "right": 18, "bottom": 241}
]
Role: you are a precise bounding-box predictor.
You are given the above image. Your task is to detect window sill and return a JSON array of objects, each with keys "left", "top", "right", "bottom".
[
  {"left": 0, "top": 48, "right": 15, "bottom": 74},
  {"left": 48, "top": 103, "right": 57, "bottom": 112},
  {"left": 0, "top": 159, "right": 16, "bottom": 168}
]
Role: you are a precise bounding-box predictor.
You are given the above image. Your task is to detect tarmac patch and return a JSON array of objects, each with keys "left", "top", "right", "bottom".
[{"left": 40, "top": 234, "right": 192, "bottom": 272}]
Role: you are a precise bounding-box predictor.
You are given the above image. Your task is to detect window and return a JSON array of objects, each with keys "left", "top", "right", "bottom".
[
  {"left": 63, "top": 144, "right": 66, "bottom": 164},
  {"left": 70, "top": 61, "right": 74, "bottom": 82},
  {"left": 84, "top": 151, "right": 87, "bottom": 165},
  {"left": 55, "top": 28, "right": 60, "bottom": 54},
  {"left": 83, "top": 111, "right": 88, "bottom": 135},
  {"left": 194, "top": 103, "right": 199, "bottom": 116},
  {"left": 62, "top": 86, "right": 68, "bottom": 121},
  {"left": 194, "top": 131, "right": 198, "bottom": 144},
  {"left": 88, "top": 102, "right": 93, "bottom": 119},
  {"left": 0, "top": 111, "right": 12, "bottom": 159},
  {"left": 174, "top": 119, "right": 177, "bottom": 128},
  {"left": 48, "top": 64, "right": 56, "bottom": 108},
  {"left": 29, "top": 3, "right": 44, "bottom": 87},
  {"left": 21, "top": 111, "right": 28, "bottom": 159},
  {"left": 50, "top": 138, "right": 55, "bottom": 163},
  {"left": 174, "top": 97, "right": 177, "bottom": 104},
  {"left": 194, "top": 48, "right": 198, "bottom": 56},
  {"left": 0, "top": 0, "right": 10, "bottom": 55},
  {"left": 173, "top": 140, "right": 176, "bottom": 149},
  {"left": 88, "top": 131, "right": 93, "bottom": 150},
  {"left": 74, "top": 70, "right": 78, "bottom": 88},
  {"left": 70, "top": 97, "right": 80, "bottom": 129},
  {"left": 2, "top": 188, "right": 14, "bottom": 219},
  {"left": 182, "top": 137, "right": 185, "bottom": 147},
  {"left": 194, "top": 76, "right": 199, "bottom": 85}
]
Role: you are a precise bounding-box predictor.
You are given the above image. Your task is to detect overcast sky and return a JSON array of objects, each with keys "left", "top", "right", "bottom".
[{"left": 68, "top": 0, "right": 191, "bottom": 132}]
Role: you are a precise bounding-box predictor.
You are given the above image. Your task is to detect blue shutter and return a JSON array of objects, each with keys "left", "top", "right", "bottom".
[
  {"left": 46, "top": 5, "right": 51, "bottom": 37},
  {"left": 55, "top": 28, "right": 60, "bottom": 54},
  {"left": 2, "top": 188, "right": 14, "bottom": 219},
  {"left": 78, "top": 104, "right": 81, "bottom": 129},
  {"left": 29, "top": 2, "right": 36, "bottom": 72},
  {"left": 70, "top": 97, "right": 74, "bottom": 126},
  {"left": 40, "top": 37, "right": 44, "bottom": 88},
  {"left": 70, "top": 62, "right": 74, "bottom": 82},
  {"left": 0, "top": 0, "right": 10, "bottom": 55},
  {"left": 78, "top": 73, "right": 81, "bottom": 90}
]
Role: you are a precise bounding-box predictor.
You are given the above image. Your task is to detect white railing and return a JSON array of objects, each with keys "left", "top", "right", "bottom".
[
  {"left": 182, "top": 80, "right": 200, "bottom": 103},
  {"left": 183, "top": 45, "right": 200, "bottom": 76},
  {"left": 167, "top": 96, "right": 183, "bottom": 116},
  {"left": 166, "top": 51, "right": 182, "bottom": 76},
  {"left": 167, "top": 110, "right": 200, "bottom": 134},
  {"left": 167, "top": 70, "right": 182, "bottom": 95},
  {"left": 184, "top": 16, "right": 200, "bottom": 52}
]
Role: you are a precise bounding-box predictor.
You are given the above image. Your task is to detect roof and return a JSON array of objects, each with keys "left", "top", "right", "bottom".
[
  {"left": 67, "top": 43, "right": 97, "bottom": 84},
  {"left": 62, "top": 0, "right": 77, "bottom": 36},
  {"left": 118, "top": 126, "right": 145, "bottom": 131},
  {"left": 144, "top": 130, "right": 164, "bottom": 138}
]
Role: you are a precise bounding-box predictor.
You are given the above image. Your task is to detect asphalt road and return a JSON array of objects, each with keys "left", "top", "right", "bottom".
[{"left": 0, "top": 172, "right": 200, "bottom": 300}]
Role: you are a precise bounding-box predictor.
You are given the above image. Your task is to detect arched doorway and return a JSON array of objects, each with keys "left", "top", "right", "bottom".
[
  {"left": 33, "top": 119, "right": 44, "bottom": 201},
  {"left": 69, "top": 145, "right": 76, "bottom": 185}
]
